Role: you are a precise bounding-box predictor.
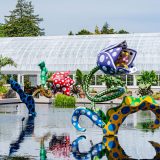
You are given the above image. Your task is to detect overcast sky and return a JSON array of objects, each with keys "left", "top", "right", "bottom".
[{"left": 0, "top": 0, "right": 160, "bottom": 35}]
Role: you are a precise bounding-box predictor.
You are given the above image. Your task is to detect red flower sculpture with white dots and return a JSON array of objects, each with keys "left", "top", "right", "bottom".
[{"left": 52, "top": 71, "right": 74, "bottom": 96}]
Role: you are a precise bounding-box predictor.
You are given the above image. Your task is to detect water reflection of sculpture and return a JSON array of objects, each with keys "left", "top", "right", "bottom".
[
  {"left": 39, "top": 133, "right": 51, "bottom": 160},
  {"left": 33, "top": 61, "right": 74, "bottom": 98},
  {"left": 71, "top": 136, "right": 160, "bottom": 160},
  {"left": 71, "top": 41, "right": 160, "bottom": 136},
  {"left": 49, "top": 134, "right": 71, "bottom": 159},
  {"left": 9, "top": 116, "right": 35, "bottom": 156}
]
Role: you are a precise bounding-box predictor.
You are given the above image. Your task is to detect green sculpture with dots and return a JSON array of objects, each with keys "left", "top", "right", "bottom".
[
  {"left": 38, "top": 61, "right": 48, "bottom": 88},
  {"left": 32, "top": 61, "right": 52, "bottom": 98}
]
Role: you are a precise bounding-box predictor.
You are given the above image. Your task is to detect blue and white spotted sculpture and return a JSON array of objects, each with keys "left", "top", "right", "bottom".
[
  {"left": 71, "top": 107, "right": 105, "bottom": 132},
  {"left": 9, "top": 78, "right": 36, "bottom": 116}
]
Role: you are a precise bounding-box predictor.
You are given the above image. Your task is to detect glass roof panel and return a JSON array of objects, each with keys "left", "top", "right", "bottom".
[{"left": 0, "top": 33, "right": 160, "bottom": 74}]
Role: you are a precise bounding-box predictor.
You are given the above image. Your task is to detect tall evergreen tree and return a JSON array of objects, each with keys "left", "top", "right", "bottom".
[
  {"left": 101, "top": 22, "right": 109, "bottom": 34},
  {"left": 0, "top": 24, "right": 5, "bottom": 37},
  {"left": 95, "top": 25, "right": 100, "bottom": 34},
  {"left": 101, "top": 22, "right": 116, "bottom": 34},
  {"left": 4, "top": 0, "right": 44, "bottom": 37}
]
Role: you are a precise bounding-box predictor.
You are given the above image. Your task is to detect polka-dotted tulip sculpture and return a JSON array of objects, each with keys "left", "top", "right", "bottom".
[
  {"left": 71, "top": 40, "right": 160, "bottom": 136},
  {"left": 83, "top": 40, "right": 137, "bottom": 103},
  {"left": 52, "top": 71, "right": 74, "bottom": 96},
  {"left": 97, "top": 40, "right": 137, "bottom": 75}
]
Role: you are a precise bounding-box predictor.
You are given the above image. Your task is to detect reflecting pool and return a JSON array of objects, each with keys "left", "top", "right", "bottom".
[{"left": 0, "top": 103, "right": 159, "bottom": 159}]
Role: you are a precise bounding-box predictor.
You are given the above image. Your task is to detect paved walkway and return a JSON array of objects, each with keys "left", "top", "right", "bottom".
[
  {"left": 0, "top": 98, "right": 21, "bottom": 104},
  {"left": 0, "top": 96, "right": 52, "bottom": 104},
  {"left": 1, "top": 97, "right": 160, "bottom": 105},
  {"left": 76, "top": 98, "right": 121, "bottom": 104},
  {"left": 0, "top": 97, "right": 122, "bottom": 105}
]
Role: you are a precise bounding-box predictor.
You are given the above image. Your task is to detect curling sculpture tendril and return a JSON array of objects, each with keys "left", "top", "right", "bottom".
[{"left": 71, "top": 41, "right": 160, "bottom": 136}]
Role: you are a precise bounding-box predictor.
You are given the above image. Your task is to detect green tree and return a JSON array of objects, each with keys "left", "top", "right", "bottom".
[
  {"left": 95, "top": 25, "right": 100, "bottom": 34},
  {"left": 69, "top": 22, "right": 129, "bottom": 35},
  {"left": 68, "top": 31, "right": 74, "bottom": 35},
  {"left": 0, "top": 55, "right": 17, "bottom": 85},
  {"left": 0, "top": 24, "right": 5, "bottom": 37},
  {"left": 101, "top": 22, "right": 116, "bottom": 34},
  {"left": 118, "top": 29, "right": 129, "bottom": 34},
  {"left": 0, "top": 55, "right": 17, "bottom": 73},
  {"left": 107, "top": 28, "right": 116, "bottom": 34},
  {"left": 137, "top": 71, "right": 158, "bottom": 96},
  {"left": 4, "top": 0, "right": 44, "bottom": 37},
  {"left": 101, "top": 22, "right": 109, "bottom": 34},
  {"left": 72, "top": 69, "right": 86, "bottom": 97},
  {"left": 75, "top": 69, "right": 85, "bottom": 87},
  {"left": 76, "top": 29, "right": 92, "bottom": 35},
  {"left": 100, "top": 75, "right": 125, "bottom": 88}
]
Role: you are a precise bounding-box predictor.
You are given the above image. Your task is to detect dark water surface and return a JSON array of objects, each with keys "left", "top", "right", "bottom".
[{"left": 0, "top": 103, "right": 159, "bottom": 160}]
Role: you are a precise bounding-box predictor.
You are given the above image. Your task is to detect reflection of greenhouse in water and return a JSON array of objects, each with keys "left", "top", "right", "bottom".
[
  {"left": 1, "top": 33, "right": 160, "bottom": 89},
  {"left": 0, "top": 104, "right": 159, "bottom": 159}
]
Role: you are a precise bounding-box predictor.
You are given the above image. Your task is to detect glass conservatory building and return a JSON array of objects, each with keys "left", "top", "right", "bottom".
[{"left": 0, "top": 33, "right": 160, "bottom": 88}]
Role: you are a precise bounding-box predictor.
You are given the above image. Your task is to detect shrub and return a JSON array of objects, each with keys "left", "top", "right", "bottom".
[
  {"left": 100, "top": 75, "right": 125, "bottom": 88},
  {"left": 54, "top": 94, "right": 76, "bottom": 108},
  {"left": 137, "top": 71, "right": 158, "bottom": 96},
  {"left": 136, "top": 120, "right": 155, "bottom": 132},
  {"left": 0, "top": 85, "right": 8, "bottom": 95},
  {"left": 90, "top": 88, "right": 97, "bottom": 93},
  {"left": 152, "top": 92, "right": 160, "bottom": 100}
]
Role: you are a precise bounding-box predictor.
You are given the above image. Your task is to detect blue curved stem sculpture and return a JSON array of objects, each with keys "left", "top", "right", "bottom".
[
  {"left": 9, "top": 78, "right": 36, "bottom": 116},
  {"left": 72, "top": 107, "right": 105, "bottom": 132},
  {"left": 72, "top": 96, "right": 160, "bottom": 136}
]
